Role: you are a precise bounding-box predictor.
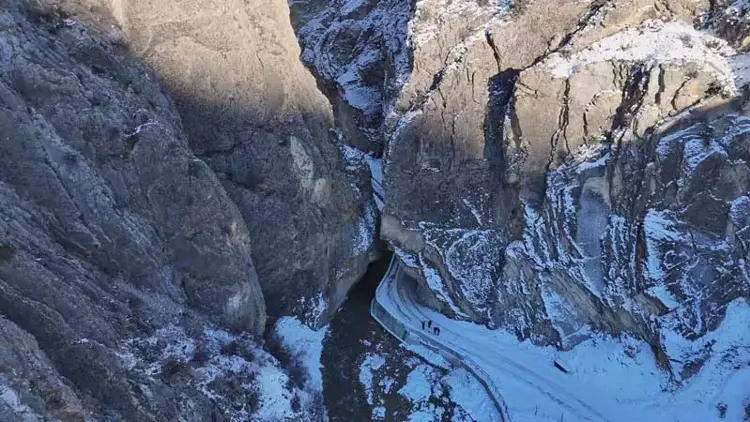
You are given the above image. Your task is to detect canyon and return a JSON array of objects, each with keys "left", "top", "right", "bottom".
[{"left": 1, "top": 0, "right": 749, "bottom": 420}]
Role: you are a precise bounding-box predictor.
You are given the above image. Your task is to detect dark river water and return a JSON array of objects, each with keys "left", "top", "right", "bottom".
[{"left": 320, "top": 252, "right": 395, "bottom": 420}]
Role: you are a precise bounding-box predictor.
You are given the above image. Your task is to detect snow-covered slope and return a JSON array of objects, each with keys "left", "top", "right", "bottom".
[{"left": 377, "top": 259, "right": 750, "bottom": 421}]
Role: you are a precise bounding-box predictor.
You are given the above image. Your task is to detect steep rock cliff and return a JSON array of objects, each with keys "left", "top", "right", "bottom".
[
  {"left": 0, "top": 0, "right": 361, "bottom": 419},
  {"left": 97, "top": 0, "right": 376, "bottom": 327},
  {"left": 292, "top": 0, "right": 750, "bottom": 381}
]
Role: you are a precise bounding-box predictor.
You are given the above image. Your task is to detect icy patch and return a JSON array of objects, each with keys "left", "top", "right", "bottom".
[
  {"left": 461, "top": 198, "right": 484, "bottom": 225},
  {"left": 646, "top": 284, "right": 681, "bottom": 311},
  {"left": 540, "top": 284, "right": 580, "bottom": 344},
  {"left": 365, "top": 155, "right": 385, "bottom": 210},
  {"left": 340, "top": 0, "right": 369, "bottom": 16},
  {"left": 545, "top": 20, "right": 746, "bottom": 93},
  {"left": 290, "top": 136, "right": 314, "bottom": 190},
  {"left": 395, "top": 247, "right": 421, "bottom": 269},
  {"left": 359, "top": 353, "right": 386, "bottom": 405},
  {"left": 353, "top": 200, "right": 377, "bottom": 255},
  {"left": 273, "top": 317, "right": 327, "bottom": 392}
]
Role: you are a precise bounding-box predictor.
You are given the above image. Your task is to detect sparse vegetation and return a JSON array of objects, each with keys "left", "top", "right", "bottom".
[
  {"left": 191, "top": 347, "right": 210, "bottom": 365},
  {"left": 220, "top": 340, "right": 240, "bottom": 356},
  {"left": 160, "top": 357, "right": 190, "bottom": 379},
  {"left": 290, "top": 393, "right": 301, "bottom": 413},
  {"left": 265, "top": 335, "right": 308, "bottom": 390},
  {"left": 246, "top": 389, "right": 261, "bottom": 415}
]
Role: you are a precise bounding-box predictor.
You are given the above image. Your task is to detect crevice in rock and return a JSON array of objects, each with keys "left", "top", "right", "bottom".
[
  {"left": 606, "top": 63, "right": 652, "bottom": 208},
  {"left": 484, "top": 69, "right": 519, "bottom": 178},
  {"left": 528, "top": 1, "right": 607, "bottom": 68},
  {"left": 541, "top": 78, "right": 571, "bottom": 197},
  {"left": 485, "top": 29, "right": 503, "bottom": 73},
  {"left": 655, "top": 65, "right": 666, "bottom": 106}
]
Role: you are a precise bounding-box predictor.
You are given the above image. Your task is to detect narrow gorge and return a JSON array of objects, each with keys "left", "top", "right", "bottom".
[{"left": 1, "top": 0, "right": 749, "bottom": 421}]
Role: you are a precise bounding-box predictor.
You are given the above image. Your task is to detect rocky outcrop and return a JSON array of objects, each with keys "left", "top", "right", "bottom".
[
  {"left": 290, "top": 0, "right": 413, "bottom": 153},
  {"left": 292, "top": 0, "right": 750, "bottom": 380}
]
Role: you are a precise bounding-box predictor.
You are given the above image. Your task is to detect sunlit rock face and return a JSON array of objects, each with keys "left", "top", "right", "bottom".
[{"left": 75, "top": 0, "right": 377, "bottom": 327}]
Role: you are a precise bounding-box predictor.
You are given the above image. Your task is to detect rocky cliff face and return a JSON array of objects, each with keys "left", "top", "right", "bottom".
[
  {"left": 0, "top": 0, "right": 373, "bottom": 419},
  {"left": 292, "top": 0, "right": 750, "bottom": 380},
  {"left": 103, "top": 0, "right": 376, "bottom": 327}
]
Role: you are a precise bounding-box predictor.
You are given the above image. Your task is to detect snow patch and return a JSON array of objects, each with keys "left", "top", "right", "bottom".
[
  {"left": 273, "top": 317, "right": 327, "bottom": 392},
  {"left": 419, "top": 253, "right": 469, "bottom": 318},
  {"left": 359, "top": 353, "right": 386, "bottom": 405},
  {"left": 643, "top": 209, "right": 682, "bottom": 282},
  {"left": 545, "top": 20, "right": 747, "bottom": 93}
]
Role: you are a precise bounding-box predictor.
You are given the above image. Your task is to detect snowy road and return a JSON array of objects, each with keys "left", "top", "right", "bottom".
[
  {"left": 372, "top": 254, "right": 750, "bottom": 422},
  {"left": 373, "top": 256, "right": 613, "bottom": 422}
]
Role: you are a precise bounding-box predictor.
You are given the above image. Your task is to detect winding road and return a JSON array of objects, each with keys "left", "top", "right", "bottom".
[{"left": 371, "top": 255, "right": 613, "bottom": 422}]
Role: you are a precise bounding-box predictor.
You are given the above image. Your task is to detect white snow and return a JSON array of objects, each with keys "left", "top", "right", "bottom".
[
  {"left": 398, "top": 364, "right": 446, "bottom": 421},
  {"left": 643, "top": 209, "right": 683, "bottom": 282},
  {"left": 419, "top": 253, "right": 469, "bottom": 318},
  {"left": 730, "top": 195, "right": 750, "bottom": 226},
  {"left": 683, "top": 137, "right": 728, "bottom": 173},
  {"left": 342, "top": 144, "right": 366, "bottom": 171},
  {"left": 441, "top": 229, "right": 504, "bottom": 313},
  {"left": 462, "top": 198, "right": 484, "bottom": 225},
  {"left": 117, "top": 325, "right": 312, "bottom": 421},
  {"left": 545, "top": 20, "right": 748, "bottom": 94},
  {"left": 646, "top": 284, "right": 681, "bottom": 311},
  {"left": 398, "top": 364, "right": 436, "bottom": 403},
  {"left": 298, "top": 292, "right": 328, "bottom": 325},
  {"left": 365, "top": 154, "right": 385, "bottom": 210},
  {"left": 359, "top": 353, "right": 386, "bottom": 405},
  {"left": 375, "top": 258, "right": 750, "bottom": 422},
  {"left": 395, "top": 246, "right": 421, "bottom": 268},
  {"left": 340, "top": 0, "right": 369, "bottom": 15},
  {"left": 353, "top": 200, "right": 377, "bottom": 254},
  {"left": 444, "top": 368, "right": 502, "bottom": 422},
  {"left": 273, "top": 316, "right": 328, "bottom": 392}
]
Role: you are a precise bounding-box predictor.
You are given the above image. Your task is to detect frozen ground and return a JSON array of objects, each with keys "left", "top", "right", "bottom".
[
  {"left": 375, "top": 258, "right": 750, "bottom": 422},
  {"left": 273, "top": 317, "right": 327, "bottom": 393}
]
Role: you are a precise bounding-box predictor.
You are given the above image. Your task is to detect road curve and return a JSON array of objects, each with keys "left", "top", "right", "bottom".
[
  {"left": 370, "top": 255, "right": 512, "bottom": 422},
  {"left": 371, "top": 255, "right": 612, "bottom": 422}
]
